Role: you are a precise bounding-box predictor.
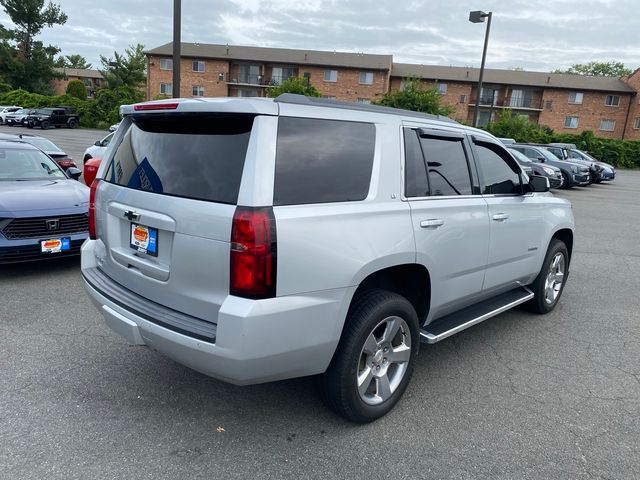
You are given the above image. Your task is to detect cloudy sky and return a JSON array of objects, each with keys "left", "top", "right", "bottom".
[{"left": 1, "top": 0, "right": 638, "bottom": 72}]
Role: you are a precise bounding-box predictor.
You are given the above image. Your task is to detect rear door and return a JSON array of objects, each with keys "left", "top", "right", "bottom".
[
  {"left": 95, "top": 111, "right": 263, "bottom": 322},
  {"left": 404, "top": 126, "right": 490, "bottom": 320}
]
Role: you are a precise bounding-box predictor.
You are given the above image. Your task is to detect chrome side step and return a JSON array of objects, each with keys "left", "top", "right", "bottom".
[{"left": 420, "top": 286, "right": 534, "bottom": 344}]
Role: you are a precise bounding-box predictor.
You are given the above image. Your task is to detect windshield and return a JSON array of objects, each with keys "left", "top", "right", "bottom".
[
  {"left": 538, "top": 148, "right": 560, "bottom": 163},
  {"left": 20, "top": 137, "right": 64, "bottom": 153},
  {"left": 508, "top": 149, "right": 532, "bottom": 163},
  {"left": 0, "top": 147, "right": 66, "bottom": 180},
  {"left": 14, "top": 109, "right": 29, "bottom": 115},
  {"left": 36, "top": 108, "right": 53, "bottom": 115}
]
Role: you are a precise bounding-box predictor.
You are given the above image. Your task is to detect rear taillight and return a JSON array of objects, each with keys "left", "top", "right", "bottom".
[
  {"left": 89, "top": 179, "right": 101, "bottom": 239},
  {"left": 230, "top": 206, "right": 277, "bottom": 299}
]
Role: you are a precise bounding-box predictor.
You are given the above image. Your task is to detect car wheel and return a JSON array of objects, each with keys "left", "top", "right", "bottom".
[
  {"left": 561, "top": 172, "right": 572, "bottom": 189},
  {"left": 68, "top": 119, "right": 77, "bottom": 129},
  {"left": 41, "top": 121, "right": 49, "bottom": 130},
  {"left": 319, "top": 288, "right": 419, "bottom": 423},
  {"left": 27, "top": 123, "right": 33, "bottom": 129},
  {"left": 526, "top": 239, "right": 569, "bottom": 314}
]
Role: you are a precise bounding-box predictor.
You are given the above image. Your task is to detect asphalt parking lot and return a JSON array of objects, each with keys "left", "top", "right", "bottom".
[{"left": 1, "top": 128, "right": 639, "bottom": 479}]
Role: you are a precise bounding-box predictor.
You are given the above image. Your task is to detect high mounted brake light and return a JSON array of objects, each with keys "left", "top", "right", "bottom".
[
  {"left": 133, "top": 103, "right": 179, "bottom": 111},
  {"left": 88, "top": 179, "right": 101, "bottom": 239}
]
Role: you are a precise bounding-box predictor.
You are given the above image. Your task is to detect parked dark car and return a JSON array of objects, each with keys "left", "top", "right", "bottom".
[
  {"left": 0, "top": 133, "right": 78, "bottom": 171},
  {"left": 510, "top": 144, "right": 590, "bottom": 187},
  {"left": 26, "top": 108, "right": 80, "bottom": 130},
  {"left": 541, "top": 144, "right": 603, "bottom": 183},
  {"left": 507, "top": 147, "right": 563, "bottom": 188},
  {"left": 0, "top": 140, "right": 88, "bottom": 263},
  {"left": 5, "top": 108, "right": 36, "bottom": 126},
  {"left": 566, "top": 149, "right": 615, "bottom": 181}
]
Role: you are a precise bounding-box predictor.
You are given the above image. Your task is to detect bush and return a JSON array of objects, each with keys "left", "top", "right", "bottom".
[
  {"left": 485, "top": 109, "right": 640, "bottom": 168},
  {"left": 266, "top": 77, "right": 321, "bottom": 98},
  {"left": 66, "top": 80, "right": 87, "bottom": 99},
  {"left": 373, "top": 78, "right": 454, "bottom": 116}
]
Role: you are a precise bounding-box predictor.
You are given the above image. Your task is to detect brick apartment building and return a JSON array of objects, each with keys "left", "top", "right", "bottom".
[
  {"left": 146, "top": 42, "right": 640, "bottom": 140},
  {"left": 50, "top": 67, "right": 104, "bottom": 98},
  {"left": 145, "top": 42, "right": 391, "bottom": 103}
]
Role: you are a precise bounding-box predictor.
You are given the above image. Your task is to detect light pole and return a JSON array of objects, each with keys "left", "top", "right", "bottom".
[
  {"left": 172, "top": 0, "right": 181, "bottom": 98},
  {"left": 469, "top": 10, "right": 492, "bottom": 128}
]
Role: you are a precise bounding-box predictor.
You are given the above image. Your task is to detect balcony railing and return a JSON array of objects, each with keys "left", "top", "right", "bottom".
[
  {"left": 227, "top": 74, "right": 297, "bottom": 87},
  {"left": 469, "top": 96, "right": 542, "bottom": 110}
]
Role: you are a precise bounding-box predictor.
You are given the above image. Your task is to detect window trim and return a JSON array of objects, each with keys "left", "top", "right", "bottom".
[
  {"left": 633, "top": 117, "right": 640, "bottom": 130},
  {"left": 159, "top": 58, "right": 173, "bottom": 71},
  {"left": 564, "top": 116, "right": 579, "bottom": 129},
  {"left": 159, "top": 82, "right": 173, "bottom": 95},
  {"left": 192, "top": 85, "right": 204, "bottom": 97},
  {"left": 359, "top": 71, "right": 374, "bottom": 85},
  {"left": 605, "top": 94, "right": 620, "bottom": 107},
  {"left": 192, "top": 60, "right": 205, "bottom": 72},
  {"left": 323, "top": 69, "right": 338, "bottom": 82},
  {"left": 568, "top": 92, "right": 583, "bottom": 104},
  {"left": 599, "top": 119, "right": 616, "bottom": 131},
  {"left": 436, "top": 83, "right": 448, "bottom": 94}
]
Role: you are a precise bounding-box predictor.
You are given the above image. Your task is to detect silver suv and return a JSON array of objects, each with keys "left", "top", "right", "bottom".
[{"left": 82, "top": 95, "right": 575, "bottom": 422}]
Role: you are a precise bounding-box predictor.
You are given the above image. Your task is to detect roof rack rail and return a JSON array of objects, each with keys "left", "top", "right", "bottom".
[{"left": 274, "top": 94, "right": 458, "bottom": 124}]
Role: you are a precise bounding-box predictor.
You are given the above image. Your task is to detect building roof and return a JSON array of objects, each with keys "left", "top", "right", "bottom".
[
  {"left": 146, "top": 42, "right": 392, "bottom": 70},
  {"left": 54, "top": 67, "right": 103, "bottom": 79},
  {"left": 392, "top": 63, "right": 636, "bottom": 93}
]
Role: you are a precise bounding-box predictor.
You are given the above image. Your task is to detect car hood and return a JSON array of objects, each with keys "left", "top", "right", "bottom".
[{"left": 0, "top": 179, "right": 89, "bottom": 214}]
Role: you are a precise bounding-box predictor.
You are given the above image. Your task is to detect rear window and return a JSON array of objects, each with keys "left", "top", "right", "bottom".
[
  {"left": 274, "top": 117, "right": 375, "bottom": 205},
  {"left": 105, "top": 114, "right": 254, "bottom": 204}
]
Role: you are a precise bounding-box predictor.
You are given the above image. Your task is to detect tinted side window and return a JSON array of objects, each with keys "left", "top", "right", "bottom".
[
  {"left": 475, "top": 143, "right": 522, "bottom": 195},
  {"left": 274, "top": 117, "right": 375, "bottom": 205},
  {"left": 419, "top": 137, "right": 472, "bottom": 196},
  {"left": 404, "top": 128, "right": 428, "bottom": 197}
]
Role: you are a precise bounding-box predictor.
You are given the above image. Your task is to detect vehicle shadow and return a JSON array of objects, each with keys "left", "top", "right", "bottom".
[{"left": 0, "top": 256, "right": 80, "bottom": 280}]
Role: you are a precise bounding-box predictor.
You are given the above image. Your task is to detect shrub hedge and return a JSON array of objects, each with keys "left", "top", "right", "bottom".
[{"left": 484, "top": 110, "right": 640, "bottom": 168}]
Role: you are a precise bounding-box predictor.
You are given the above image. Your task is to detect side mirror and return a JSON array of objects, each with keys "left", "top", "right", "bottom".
[
  {"left": 528, "top": 175, "right": 550, "bottom": 193},
  {"left": 537, "top": 157, "right": 546, "bottom": 162},
  {"left": 66, "top": 167, "right": 82, "bottom": 180},
  {"left": 94, "top": 140, "right": 101, "bottom": 146}
]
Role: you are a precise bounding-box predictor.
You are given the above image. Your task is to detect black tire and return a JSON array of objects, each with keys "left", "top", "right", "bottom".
[
  {"left": 526, "top": 239, "right": 569, "bottom": 314},
  {"left": 68, "top": 119, "right": 77, "bottom": 129},
  {"left": 26, "top": 123, "right": 33, "bottom": 129},
  {"left": 319, "top": 288, "right": 419, "bottom": 423},
  {"left": 41, "top": 120, "right": 49, "bottom": 130},
  {"left": 561, "top": 172, "right": 572, "bottom": 189}
]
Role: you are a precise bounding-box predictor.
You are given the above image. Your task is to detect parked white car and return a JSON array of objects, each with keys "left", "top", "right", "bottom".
[
  {"left": 83, "top": 132, "right": 113, "bottom": 164},
  {"left": 0, "top": 106, "right": 21, "bottom": 124}
]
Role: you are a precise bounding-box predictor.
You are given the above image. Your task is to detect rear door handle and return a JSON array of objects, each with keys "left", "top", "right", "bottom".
[
  {"left": 492, "top": 213, "right": 509, "bottom": 222},
  {"left": 420, "top": 219, "right": 445, "bottom": 228}
]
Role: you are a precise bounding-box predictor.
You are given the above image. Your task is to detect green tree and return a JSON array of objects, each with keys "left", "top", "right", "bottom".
[
  {"left": 65, "top": 79, "right": 86, "bottom": 99},
  {"left": 0, "top": 0, "right": 66, "bottom": 60},
  {"left": 553, "top": 61, "right": 632, "bottom": 77},
  {"left": 0, "top": 0, "right": 67, "bottom": 93},
  {"left": 56, "top": 54, "right": 91, "bottom": 69},
  {"left": 266, "top": 76, "right": 321, "bottom": 98},
  {"left": 99, "top": 44, "right": 146, "bottom": 90},
  {"left": 373, "top": 77, "right": 454, "bottom": 116},
  {"left": 484, "top": 109, "right": 553, "bottom": 143}
]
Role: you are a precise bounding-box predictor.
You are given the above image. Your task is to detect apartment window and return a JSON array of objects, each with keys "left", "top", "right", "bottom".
[
  {"left": 436, "top": 83, "right": 447, "bottom": 94},
  {"left": 568, "top": 92, "right": 583, "bottom": 104},
  {"left": 192, "top": 60, "right": 205, "bottom": 72},
  {"left": 160, "top": 83, "right": 172, "bottom": 95},
  {"left": 564, "top": 116, "right": 579, "bottom": 128},
  {"left": 83, "top": 78, "right": 91, "bottom": 87},
  {"left": 459, "top": 94, "right": 466, "bottom": 104},
  {"left": 357, "top": 98, "right": 372, "bottom": 104},
  {"left": 159, "top": 58, "right": 173, "bottom": 70},
  {"left": 634, "top": 117, "right": 640, "bottom": 129},
  {"left": 192, "top": 85, "right": 204, "bottom": 97},
  {"left": 605, "top": 95, "right": 620, "bottom": 106},
  {"left": 599, "top": 119, "right": 616, "bottom": 131},
  {"left": 545, "top": 100, "right": 553, "bottom": 110},
  {"left": 359, "top": 71, "right": 374, "bottom": 85},
  {"left": 271, "top": 67, "right": 295, "bottom": 85},
  {"left": 323, "top": 70, "right": 338, "bottom": 82}
]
